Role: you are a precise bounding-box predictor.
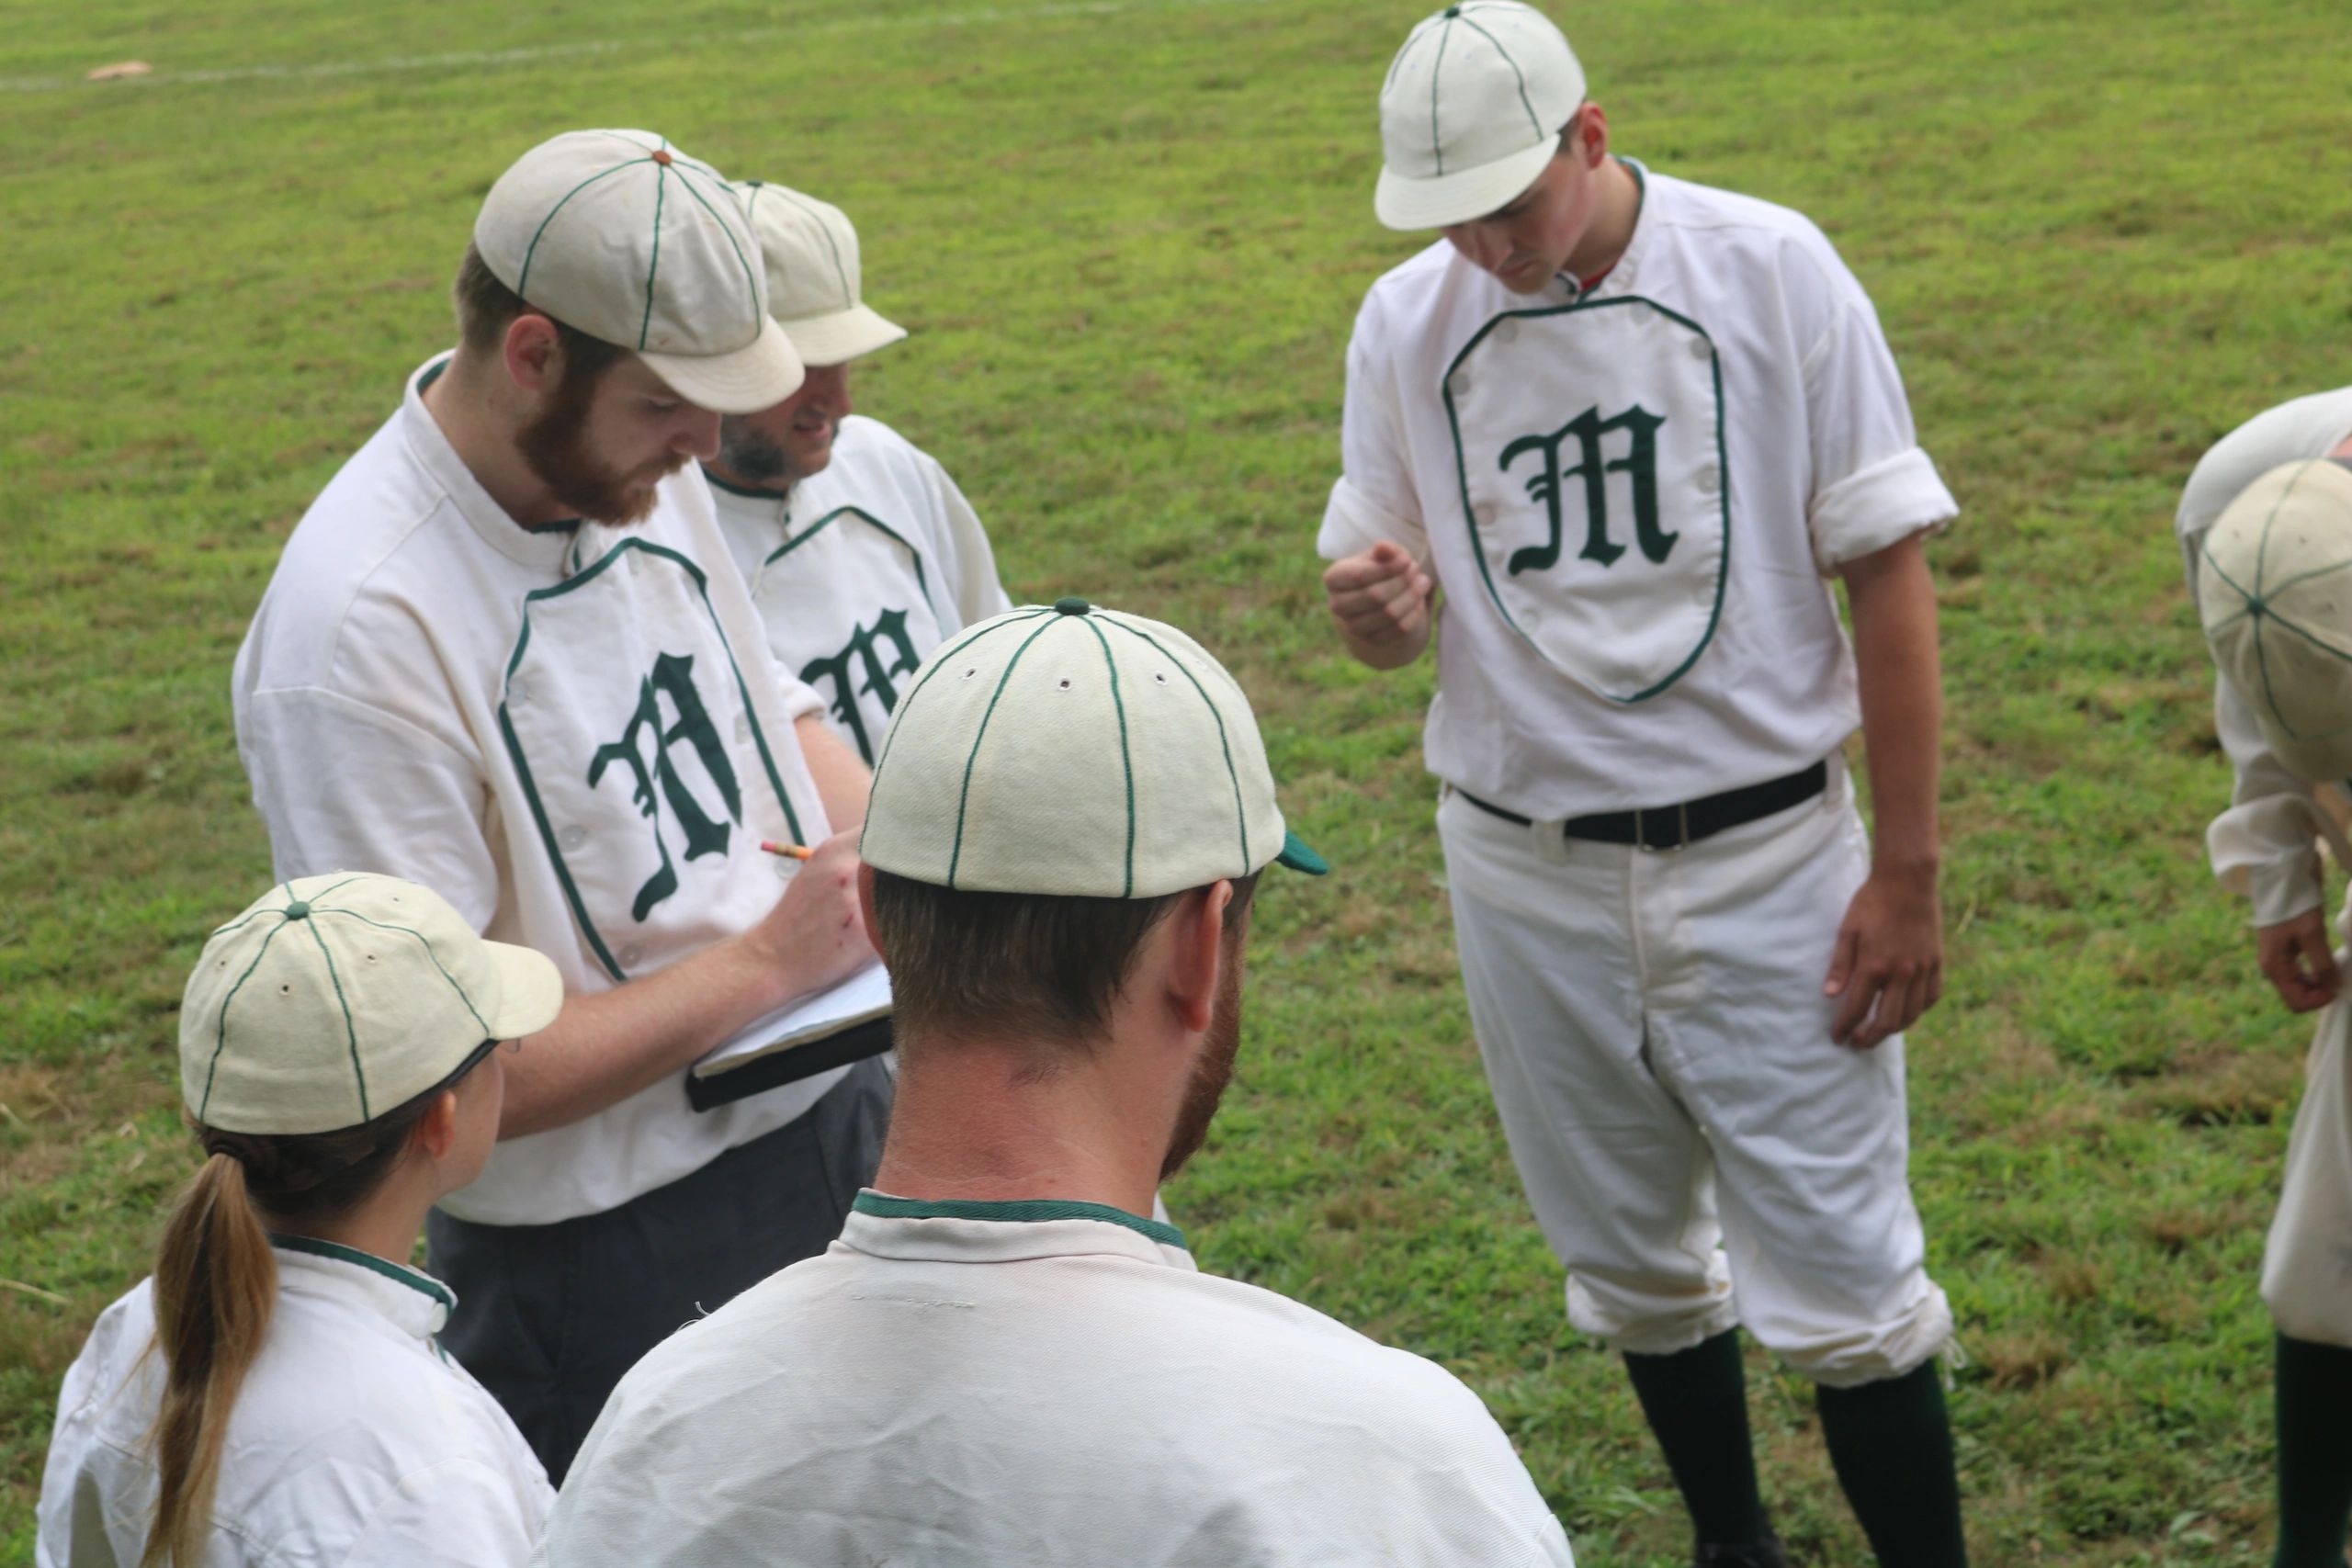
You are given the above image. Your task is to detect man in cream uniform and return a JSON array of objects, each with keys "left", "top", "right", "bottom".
[
  {"left": 2180, "top": 418, "right": 2352, "bottom": 1568},
  {"left": 703, "top": 180, "right": 1012, "bottom": 763},
  {"left": 536, "top": 599, "right": 1572, "bottom": 1568},
  {"left": 1317, "top": 7, "right": 1963, "bottom": 1564},
  {"left": 232, "top": 130, "right": 890, "bottom": 1481}
]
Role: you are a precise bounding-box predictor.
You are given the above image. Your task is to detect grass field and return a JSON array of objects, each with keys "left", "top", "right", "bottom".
[{"left": 6, "top": 0, "right": 2352, "bottom": 1561}]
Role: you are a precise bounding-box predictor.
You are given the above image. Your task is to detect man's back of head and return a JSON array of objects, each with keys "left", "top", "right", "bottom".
[{"left": 536, "top": 601, "right": 1570, "bottom": 1567}]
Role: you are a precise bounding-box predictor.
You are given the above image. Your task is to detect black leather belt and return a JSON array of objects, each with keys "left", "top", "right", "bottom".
[{"left": 1455, "top": 760, "right": 1828, "bottom": 852}]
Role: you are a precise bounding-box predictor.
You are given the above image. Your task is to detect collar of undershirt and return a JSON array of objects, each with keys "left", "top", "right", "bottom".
[
  {"left": 852, "top": 1190, "right": 1187, "bottom": 1251},
  {"left": 1559, "top": 155, "right": 1646, "bottom": 299},
  {"left": 268, "top": 1233, "right": 456, "bottom": 1340}
]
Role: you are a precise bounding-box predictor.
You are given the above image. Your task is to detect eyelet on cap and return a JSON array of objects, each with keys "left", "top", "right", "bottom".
[{"left": 1054, "top": 596, "right": 1091, "bottom": 615}]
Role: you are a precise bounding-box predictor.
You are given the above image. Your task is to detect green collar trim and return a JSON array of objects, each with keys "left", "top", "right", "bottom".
[
  {"left": 702, "top": 463, "right": 790, "bottom": 501},
  {"left": 268, "top": 1234, "right": 455, "bottom": 1311},
  {"left": 853, "top": 1191, "right": 1187, "bottom": 1250}
]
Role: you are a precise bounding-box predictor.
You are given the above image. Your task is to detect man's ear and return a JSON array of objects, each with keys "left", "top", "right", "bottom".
[
  {"left": 503, "top": 312, "right": 562, "bottom": 395},
  {"left": 412, "top": 1089, "right": 461, "bottom": 1163},
  {"left": 1169, "top": 880, "right": 1234, "bottom": 1035},
  {"left": 857, "top": 861, "right": 886, "bottom": 961},
  {"left": 1578, "top": 102, "right": 1611, "bottom": 165}
]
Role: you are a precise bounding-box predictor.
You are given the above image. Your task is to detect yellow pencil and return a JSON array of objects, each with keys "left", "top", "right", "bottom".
[{"left": 760, "top": 840, "right": 815, "bottom": 861}]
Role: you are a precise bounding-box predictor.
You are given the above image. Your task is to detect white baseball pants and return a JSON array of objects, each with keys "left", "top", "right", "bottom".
[
  {"left": 2264, "top": 983, "right": 2352, "bottom": 1348},
  {"left": 1437, "top": 763, "right": 1952, "bottom": 1386}
]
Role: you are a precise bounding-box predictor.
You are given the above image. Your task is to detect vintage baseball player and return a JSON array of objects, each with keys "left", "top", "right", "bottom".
[
  {"left": 39, "top": 875, "right": 562, "bottom": 1568},
  {"left": 703, "top": 180, "right": 1012, "bottom": 764},
  {"left": 2180, "top": 411, "right": 2352, "bottom": 1568},
  {"left": 534, "top": 601, "right": 1569, "bottom": 1568},
  {"left": 1319, "top": 6, "right": 1964, "bottom": 1562},
  {"left": 232, "top": 130, "right": 890, "bottom": 1480}
]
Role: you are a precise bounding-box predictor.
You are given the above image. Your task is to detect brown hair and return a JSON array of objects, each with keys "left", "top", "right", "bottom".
[
  {"left": 141, "top": 1067, "right": 469, "bottom": 1567},
  {"left": 451, "top": 242, "right": 628, "bottom": 385},
  {"left": 868, "top": 871, "right": 1259, "bottom": 1057}
]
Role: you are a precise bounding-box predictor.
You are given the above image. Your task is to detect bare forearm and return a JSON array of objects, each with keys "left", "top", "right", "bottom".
[
  {"left": 1843, "top": 535, "right": 1942, "bottom": 874},
  {"left": 797, "top": 712, "right": 872, "bottom": 832},
  {"left": 500, "top": 932, "right": 797, "bottom": 1137}
]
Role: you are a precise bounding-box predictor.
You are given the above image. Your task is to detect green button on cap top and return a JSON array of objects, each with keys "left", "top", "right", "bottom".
[
  {"left": 281, "top": 900, "right": 311, "bottom": 920},
  {"left": 1054, "top": 596, "right": 1091, "bottom": 615}
]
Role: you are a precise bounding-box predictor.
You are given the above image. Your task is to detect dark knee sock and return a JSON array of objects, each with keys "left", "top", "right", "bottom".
[
  {"left": 1815, "top": 1359, "right": 1966, "bottom": 1568},
  {"left": 2276, "top": 1333, "right": 2352, "bottom": 1568},
  {"left": 1623, "top": 1329, "right": 1771, "bottom": 1546}
]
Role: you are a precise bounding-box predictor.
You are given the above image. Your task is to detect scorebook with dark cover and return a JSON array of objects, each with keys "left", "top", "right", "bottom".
[{"left": 685, "top": 1016, "right": 895, "bottom": 1111}]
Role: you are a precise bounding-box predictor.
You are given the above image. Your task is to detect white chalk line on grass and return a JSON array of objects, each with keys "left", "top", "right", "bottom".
[{"left": 0, "top": 0, "right": 1260, "bottom": 95}]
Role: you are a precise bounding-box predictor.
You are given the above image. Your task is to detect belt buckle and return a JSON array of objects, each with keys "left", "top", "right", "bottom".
[{"left": 1634, "top": 800, "right": 1691, "bottom": 852}]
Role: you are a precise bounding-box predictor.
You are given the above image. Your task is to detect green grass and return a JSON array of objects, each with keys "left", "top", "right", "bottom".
[{"left": 6, "top": 0, "right": 2349, "bottom": 1561}]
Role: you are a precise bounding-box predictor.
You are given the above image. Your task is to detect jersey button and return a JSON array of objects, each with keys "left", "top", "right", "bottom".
[
  {"left": 1688, "top": 337, "right": 1712, "bottom": 362},
  {"left": 559, "top": 825, "right": 587, "bottom": 852}
]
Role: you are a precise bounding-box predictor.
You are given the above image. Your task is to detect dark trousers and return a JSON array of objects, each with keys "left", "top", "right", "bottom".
[{"left": 426, "top": 1057, "right": 893, "bottom": 1482}]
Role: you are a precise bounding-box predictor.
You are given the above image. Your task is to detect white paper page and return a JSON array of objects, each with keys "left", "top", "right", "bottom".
[{"left": 691, "top": 962, "right": 893, "bottom": 1078}]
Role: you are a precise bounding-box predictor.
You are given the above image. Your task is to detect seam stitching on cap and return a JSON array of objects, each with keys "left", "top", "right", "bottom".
[
  {"left": 1453, "top": 13, "right": 1541, "bottom": 139},
  {"left": 639, "top": 149, "right": 670, "bottom": 351},
  {"left": 299, "top": 912, "right": 369, "bottom": 1122},
  {"left": 1102, "top": 617, "right": 1248, "bottom": 873},
  {"left": 1383, "top": 15, "right": 1437, "bottom": 94},
  {"left": 310, "top": 908, "right": 492, "bottom": 1034},
  {"left": 517, "top": 160, "right": 650, "bottom": 302},
  {"left": 948, "top": 616, "right": 1064, "bottom": 889},
  {"left": 767, "top": 186, "right": 855, "bottom": 307},
  {"left": 1078, "top": 617, "right": 1135, "bottom": 897},
  {"left": 1429, "top": 15, "right": 1456, "bottom": 175},
  {"left": 672, "top": 163, "right": 764, "bottom": 337},
  {"left": 199, "top": 897, "right": 295, "bottom": 1121},
  {"left": 871, "top": 608, "right": 1051, "bottom": 779}
]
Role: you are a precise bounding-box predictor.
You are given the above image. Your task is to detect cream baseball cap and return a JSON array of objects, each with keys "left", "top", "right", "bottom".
[
  {"left": 861, "top": 598, "right": 1328, "bottom": 897},
  {"left": 2199, "top": 460, "right": 2352, "bottom": 783},
  {"left": 474, "top": 130, "right": 804, "bottom": 414},
  {"left": 1375, "top": 2, "right": 1586, "bottom": 231},
  {"left": 181, "top": 874, "right": 564, "bottom": 1135},
  {"left": 733, "top": 180, "right": 908, "bottom": 368}
]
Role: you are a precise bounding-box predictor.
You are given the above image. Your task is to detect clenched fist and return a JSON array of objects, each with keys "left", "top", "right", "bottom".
[{"left": 1323, "top": 540, "right": 1434, "bottom": 669}]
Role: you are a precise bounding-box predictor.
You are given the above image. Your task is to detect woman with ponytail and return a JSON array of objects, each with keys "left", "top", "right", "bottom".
[{"left": 37, "top": 874, "right": 564, "bottom": 1567}]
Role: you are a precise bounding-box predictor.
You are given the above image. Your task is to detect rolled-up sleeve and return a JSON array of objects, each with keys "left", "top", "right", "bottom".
[
  {"left": 1797, "top": 251, "right": 1959, "bottom": 572},
  {"left": 2208, "top": 671, "right": 2329, "bottom": 927}
]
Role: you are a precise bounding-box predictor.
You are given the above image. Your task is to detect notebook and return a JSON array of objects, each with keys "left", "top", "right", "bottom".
[{"left": 686, "top": 963, "right": 894, "bottom": 1111}]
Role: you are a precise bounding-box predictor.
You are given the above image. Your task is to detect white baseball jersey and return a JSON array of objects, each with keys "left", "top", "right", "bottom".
[
  {"left": 38, "top": 1238, "right": 550, "bottom": 1568},
  {"left": 707, "top": 414, "right": 1012, "bottom": 764},
  {"left": 535, "top": 1194, "right": 1575, "bottom": 1567},
  {"left": 2177, "top": 388, "right": 2352, "bottom": 1348},
  {"left": 233, "top": 355, "right": 847, "bottom": 1226},
  {"left": 1320, "top": 163, "right": 1957, "bottom": 817},
  {"left": 2176, "top": 386, "right": 2352, "bottom": 928}
]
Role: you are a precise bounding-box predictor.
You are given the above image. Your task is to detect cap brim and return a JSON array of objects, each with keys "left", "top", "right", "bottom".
[
  {"left": 782, "top": 303, "right": 909, "bottom": 368},
  {"left": 639, "top": 315, "right": 806, "bottom": 415},
  {"left": 1273, "top": 829, "right": 1329, "bottom": 877},
  {"left": 481, "top": 941, "right": 566, "bottom": 1040},
  {"left": 1374, "top": 140, "right": 1557, "bottom": 231}
]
